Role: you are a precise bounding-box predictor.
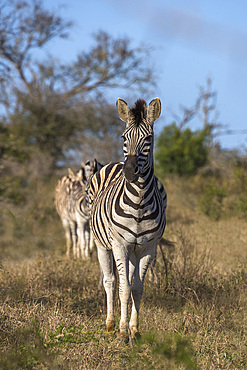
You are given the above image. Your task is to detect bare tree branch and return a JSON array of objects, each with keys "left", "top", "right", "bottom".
[{"left": 0, "top": 0, "right": 72, "bottom": 106}]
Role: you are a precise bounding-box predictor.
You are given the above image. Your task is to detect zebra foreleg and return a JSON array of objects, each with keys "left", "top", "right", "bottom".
[
  {"left": 77, "top": 219, "right": 86, "bottom": 259},
  {"left": 61, "top": 219, "right": 72, "bottom": 258},
  {"left": 112, "top": 244, "right": 131, "bottom": 341},
  {"left": 129, "top": 247, "right": 156, "bottom": 338},
  {"left": 84, "top": 222, "right": 91, "bottom": 259},
  {"left": 68, "top": 220, "right": 78, "bottom": 258},
  {"left": 97, "top": 246, "right": 116, "bottom": 332}
]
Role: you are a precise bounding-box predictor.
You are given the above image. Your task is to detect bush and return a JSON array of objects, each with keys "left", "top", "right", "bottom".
[
  {"left": 233, "top": 159, "right": 247, "bottom": 216},
  {"left": 155, "top": 123, "right": 209, "bottom": 176},
  {"left": 199, "top": 181, "right": 227, "bottom": 220},
  {"left": 196, "top": 154, "right": 247, "bottom": 220}
]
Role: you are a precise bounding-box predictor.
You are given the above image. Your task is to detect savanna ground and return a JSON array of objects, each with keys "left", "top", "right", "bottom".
[{"left": 0, "top": 174, "right": 247, "bottom": 369}]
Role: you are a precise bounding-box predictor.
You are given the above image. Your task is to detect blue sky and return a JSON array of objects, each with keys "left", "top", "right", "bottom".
[{"left": 42, "top": 0, "right": 247, "bottom": 151}]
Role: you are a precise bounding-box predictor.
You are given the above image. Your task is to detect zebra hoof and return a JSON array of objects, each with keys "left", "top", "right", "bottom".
[
  {"left": 106, "top": 321, "right": 115, "bottom": 332},
  {"left": 130, "top": 328, "right": 141, "bottom": 340},
  {"left": 118, "top": 331, "right": 129, "bottom": 344}
]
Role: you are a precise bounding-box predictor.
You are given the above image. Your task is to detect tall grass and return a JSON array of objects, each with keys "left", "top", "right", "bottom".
[
  {"left": 0, "top": 239, "right": 246, "bottom": 368},
  {"left": 0, "top": 173, "right": 247, "bottom": 368}
]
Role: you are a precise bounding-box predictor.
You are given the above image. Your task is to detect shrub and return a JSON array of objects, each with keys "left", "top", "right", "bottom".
[
  {"left": 233, "top": 159, "right": 247, "bottom": 216},
  {"left": 199, "top": 181, "right": 227, "bottom": 220},
  {"left": 155, "top": 123, "right": 209, "bottom": 176}
]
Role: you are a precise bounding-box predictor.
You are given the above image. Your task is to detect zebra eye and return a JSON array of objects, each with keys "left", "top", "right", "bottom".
[{"left": 146, "top": 135, "right": 152, "bottom": 142}]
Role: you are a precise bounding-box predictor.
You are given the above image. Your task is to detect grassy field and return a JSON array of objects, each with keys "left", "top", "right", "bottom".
[{"left": 0, "top": 175, "right": 246, "bottom": 369}]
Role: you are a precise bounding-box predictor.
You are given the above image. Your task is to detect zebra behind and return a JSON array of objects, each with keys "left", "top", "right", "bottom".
[
  {"left": 55, "top": 160, "right": 101, "bottom": 259},
  {"left": 89, "top": 98, "right": 167, "bottom": 340}
]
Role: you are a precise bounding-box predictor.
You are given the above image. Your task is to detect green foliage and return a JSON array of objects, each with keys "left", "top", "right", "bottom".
[
  {"left": 233, "top": 159, "right": 247, "bottom": 215},
  {"left": 155, "top": 122, "right": 209, "bottom": 176},
  {"left": 0, "top": 121, "right": 28, "bottom": 162},
  {"left": 199, "top": 181, "right": 227, "bottom": 221},
  {"left": 9, "top": 103, "right": 78, "bottom": 166},
  {"left": 195, "top": 154, "right": 247, "bottom": 220},
  {"left": 237, "top": 194, "right": 247, "bottom": 215},
  {"left": 0, "top": 175, "right": 30, "bottom": 205},
  {"left": 0, "top": 321, "right": 56, "bottom": 369},
  {"left": 131, "top": 332, "right": 198, "bottom": 369}
]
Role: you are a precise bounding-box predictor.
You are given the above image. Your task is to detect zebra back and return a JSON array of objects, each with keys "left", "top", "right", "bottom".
[
  {"left": 55, "top": 159, "right": 103, "bottom": 222},
  {"left": 55, "top": 169, "right": 86, "bottom": 223}
]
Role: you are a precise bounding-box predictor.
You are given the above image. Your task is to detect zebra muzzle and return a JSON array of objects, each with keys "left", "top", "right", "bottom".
[{"left": 123, "top": 155, "right": 139, "bottom": 183}]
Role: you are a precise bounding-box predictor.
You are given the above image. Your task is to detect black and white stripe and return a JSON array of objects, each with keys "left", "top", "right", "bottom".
[
  {"left": 55, "top": 160, "right": 101, "bottom": 259},
  {"left": 89, "top": 98, "right": 167, "bottom": 339}
]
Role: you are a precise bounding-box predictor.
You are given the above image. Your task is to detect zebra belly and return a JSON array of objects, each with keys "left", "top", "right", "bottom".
[
  {"left": 91, "top": 208, "right": 165, "bottom": 250},
  {"left": 109, "top": 217, "right": 165, "bottom": 248}
]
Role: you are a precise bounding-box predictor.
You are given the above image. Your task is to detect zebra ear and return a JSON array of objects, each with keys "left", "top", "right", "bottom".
[
  {"left": 116, "top": 98, "right": 130, "bottom": 122},
  {"left": 68, "top": 168, "right": 74, "bottom": 178},
  {"left": 147, "top": 98, "right": 161, "bottom": 123},
  {"left": 80, "top": 167, "right": 88, "bottom": 184},
  {"left": 94, "top": 158, "right": 103, "bottom": 172}
]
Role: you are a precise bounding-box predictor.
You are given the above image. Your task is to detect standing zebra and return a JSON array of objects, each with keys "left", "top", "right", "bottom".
[
  {"left": 55, "top": 160, "right": 101, "bottom": 259},
  {"left": 89, "top": 98, "right": 167, "bottom": 340}
]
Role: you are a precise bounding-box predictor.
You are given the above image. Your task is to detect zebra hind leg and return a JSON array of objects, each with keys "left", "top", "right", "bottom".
[
  {"left": 89, "top": 229, "right": 95, "bottom": 258},
  {"left": 84, "top": 222, "right": 91, "bottom": 259},
  {"left": 148, "top": 248, "right": 157, "bottom": 282},
  {"left": 77, "top": 219, "right": 86, "bottom": 259}
]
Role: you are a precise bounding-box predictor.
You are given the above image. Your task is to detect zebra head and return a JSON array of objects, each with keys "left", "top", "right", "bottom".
[
  {"left": 68, "top": 168, "right": 84, "bottom": 182},
  {"left": 67, "top": 160, "right": 102, "bottom": 188},
  {"left": 117, "top": 98, "right": 161, "bottom": 183},
  {"left": 83, "top": 159, "right": 103, "bottom": 182}
]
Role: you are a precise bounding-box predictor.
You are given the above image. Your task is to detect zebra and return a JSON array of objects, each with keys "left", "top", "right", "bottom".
[
  {"left": 55, "top": 159, "right": 101, "bottom": 259},
  {"left": 89, "top": 98, "right": 167, "bottom": 340}
]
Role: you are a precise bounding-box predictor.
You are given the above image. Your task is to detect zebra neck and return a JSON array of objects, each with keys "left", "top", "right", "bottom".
[
  {"left": 137, "top": 164, "right": 154, "bottom": 186},
  {"left": 124, "top": 166, "right": 154, "bottom": 203}
]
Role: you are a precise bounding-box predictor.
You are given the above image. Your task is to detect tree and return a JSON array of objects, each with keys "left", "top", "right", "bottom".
[
  {"left": 0, "top": 0, "right": 154, "bottom": 113},
  {"left": 0, "top": 0, "right": 72, "bottom": 113},
  {"left": 155, "top": 78, "right": 223, "bottom": 176},
  {"left": 176, "top": 78, "right": 221, "bottom": 146},
  {"left": 71, "top": 99, "right": 123, "bottom": 165},
  {"left": 0, "top": 0, "right": 156, "bottom": 171}
]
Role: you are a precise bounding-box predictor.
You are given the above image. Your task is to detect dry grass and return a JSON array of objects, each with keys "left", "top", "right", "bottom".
[{"left": 0, "top": 175, "right": 247, "bottom": 369}]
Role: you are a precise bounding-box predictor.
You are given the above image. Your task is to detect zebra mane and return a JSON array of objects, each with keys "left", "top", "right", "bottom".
[{"left": 130, "top": 99, "right": 147, "bottom": 125}]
